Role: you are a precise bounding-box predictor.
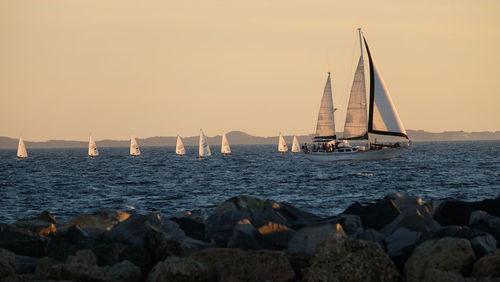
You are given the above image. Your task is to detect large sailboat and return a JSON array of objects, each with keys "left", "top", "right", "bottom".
[
  {"left": 88, "top": 135, "right": 99, "bottom": 157},
  {"left": 17, "top": 136, "right": 28, "bottom": 158},
  {"left": 304, "top": 29, "right": 410, "bottom": 162},
  {"left": 221, "top": 132, "right": 231, "bottom": 155},
  {"left": 176, "top": 135, "right": 186, "bottom": 155},
  {"left": 278, "top": 133, "right": 288, "bottom": 152},
  {"left": 130, "top": 136, "right": 141, "bottom": 156},
  {"left": 198, "top": 129, "right": 212, "bottom": 158}
]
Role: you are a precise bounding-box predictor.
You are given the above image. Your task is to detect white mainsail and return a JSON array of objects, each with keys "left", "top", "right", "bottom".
[
  {"left": 176, "top": 135, "right": 186, "bottom": 155},
  {"left": 199, "top": 129, "right": 211, "bottom": 157},
  {"left": 314, "top": 72, "right": 336, "bottom": 140},
  {"left": 278, "top": 133, "right": 288, "bottom": 152},
  {"left": 364, "top": 36, "right": 408, "bottom": 139},
  {"left": 291, "top": 135, "right": 300, "bottom": 153},
  {"left": 221, "top": 132, "right": 231, "bottom": 154},
  {"left": 343, "top": 55, "right": 368, "bottom": 139},
  {"left": 88, "top": 135, "right": 99, "bottom": 157},
  {"left": 17, "top": 136, "right": 28, "bottom": 158},
  {"left": 130, "top": 136, "right": 141, "bottom": 156}
]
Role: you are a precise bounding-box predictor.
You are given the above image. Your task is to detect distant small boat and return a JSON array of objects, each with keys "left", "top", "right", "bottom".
[
  {"left": 291, "top": 135, "right": 300, "bottom": 153},
  {"left": 221, "top": 132, "right": 231, "bottom": 155},
  {"left": 130, "top": 136, "right": 141, "bottom": 156},
  {"left": 176, "top": 135, "right": 186, "bottom": 155},
  {"left": 278, "top": 133, "right": 288, "bottom": 152},
  {"left": 199, "top": 129, "right": 211, "bottom": 158},
  {"left": 17, "top": 136, "right": 28, "bottom": 158},
  {"left": 88, "top": 135, "right": 99, "bottom": 157}
]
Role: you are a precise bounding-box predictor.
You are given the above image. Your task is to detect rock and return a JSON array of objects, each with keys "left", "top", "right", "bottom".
[
  {"left": 146, "top": 256, "right": 210, "bottom": 282},
  {"left": 355, "top": 229, "right": 386, "bottom": 249},
  {"left": 192, "top": 248, "right": 295, "bottom": 282},
  {"left": 0, "top": 249, "right": 16, "bottom": 278},
  {"left": 434, "top": 198, "right": 500, "bottom": 226},
  {"left": 274, "top": 202, "right": 322, "bottom": 228},
  {"left": 106, "top": 260, "right": 142, "bottom": 282},
  {"left": 48, "top": 259, "right": 141, "bottom": 282},
  {"left": 70, "top": 210, "right": 131, "bottom": 233},
  {"left": 92, "top": 242, "right": 152, "bottom": 275},
  {"left": 0, "top": 248, "right": 37, "bottom": 275},
  {"left": 144, "top": 228, "right": 198, "bottom": 263},
  {"left": 46, "top": 225, "right": 95, "bottom": 261},
  {"left": 285, "top": 252, "right": 309, "bottom": 281},
  {"left": 404, "top": 237, "right": 476, "bottom": 282},
  {"left": 36, "top": 211, "right": 57, "bottom": 224},
  {"left": 472, "top": 250, "right": 500, "bottom": 278},
  {"left": 255, "top": 221, "right": 295, "bottom": 249},
  {"left": 303, "top": 236, "right": 399, "bottom": 282},
  {"left": 169, "top": 217, "right": 206, "bottom": 242},
  {"left": 34, "top": 256, "right": 59, "bottom": 280},
  {"left": 471, "top": 234, "right": 497, "bottom": 257},
  {"left": 66, "top": 249, "right": 97, "bottom": 265},
  {"left": 214, "top": 195, "right": 268, "bottom": 215},
  {"left": 469, "top": 211, "right": 500, "bottom": 241},
  {"left": 384, "top": 227, "right": 421, "bottom": 258},
  {"left": 227, "top": 219, "right": 264, "bottom": 250},
  {"left": 13, "top": 220, "right": 57, "bottom": 236},
  {"left": 422, "top": 268, "right": 466, "bottom": 282},
  {"left": 380, "top": 207, "right": 440, "bottom": 235},
  {"left": 288, "top": 223, "right": 346, "bottom": 256},
  {"left": 0, "top": 222, "right": 48, "bottom": 257},
  {"left": 206, "top": 210, "right": 251, "bottom": 245}
]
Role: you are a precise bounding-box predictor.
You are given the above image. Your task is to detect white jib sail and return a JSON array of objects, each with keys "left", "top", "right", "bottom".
[
  {"left": 199, "top": 130, "right": 211, "bottom": 157},
  {"left": 371, "top": 58, "right": 407, "bottom": 136},
  {"left": 315, "top": 72, "right": 336, "bottom": 138},
  {"left": 278, "top": 133, "right": 288, "bottom": 152},
  {"left": 343, "top": 55, "right": 368, "bottom": 139},
  {"left": 17, "top": 136, "right": 28, "bottom": 158},
  {"left": 130, "top": 136, "right": 141, "bottom": 156},
  {"left": 221, "top": 132, "right": 231, "bottom": 154},
  {"left": 176, "top": 135, "right": 186, "bottom": 155},
  {"left": 291, "top": 135, "right": 300, "bottom": 153},
  {"left": 88, "top": 135, "right": 99, "bottom": 157}
]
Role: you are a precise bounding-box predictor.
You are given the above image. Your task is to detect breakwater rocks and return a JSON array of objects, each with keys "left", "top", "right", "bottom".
[{"left": 1, "top": 194, "right": 500, "bottom": 282}]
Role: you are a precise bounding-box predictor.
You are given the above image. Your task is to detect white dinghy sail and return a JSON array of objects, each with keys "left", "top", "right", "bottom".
[
  {"left": 314, "top": 72, "right": 336, "bottom": 142},
  {"left": 176, "top": 135, "right": 186, "bottom": 155},
  {"left": 221, "top": 132, "right": 231, "bottom": 154},
  {"left": 199, "top": 129, "right": 212, "bottom": 157},
  {"left": 278, "top": 133, "right": 288, "bottom": 152},
  {"left": 17, "top": 136, "right": 28, "bottom": 158},
  {"left": 291, "top": 135, "right": 300, "bottom": 153},
  {"left": 130, "top": 136, "right": 141, "bottom": 156},
  {"left": 88, "top": 135, "right": 99, "bottom": 157}
]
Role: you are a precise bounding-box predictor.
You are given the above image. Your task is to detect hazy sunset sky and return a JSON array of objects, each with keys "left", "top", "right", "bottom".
[{"left": 1, "top": 0, "right": 499, "bottom": 141}]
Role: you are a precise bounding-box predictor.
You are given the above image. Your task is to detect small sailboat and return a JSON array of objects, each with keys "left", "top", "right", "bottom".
[
  {"left": 304, "top": 28, "right": 410, "bottom": 162},
  {"left": 221, "top": 132, "right": 231, "bottom": 155},
  {"left": 176, "top": 135, "right": 186, "bottom": 155},
  {"left": 130, "top": 136, "right": 141, "bottom": 156},
  {"left": 291, "top": 135, "right": 300, "bottom": 153},
  {"left": 88, "top": 135, "right": 99, "bottom": 157},
  {"left": 278, "top": 133, "right": 288, "bottom": 152},
  {"left": 198, "top": 129, "right": 211, "bottom": 158},
  {"left": 17, "top": 136, "right": 28, "bottom": 158}
]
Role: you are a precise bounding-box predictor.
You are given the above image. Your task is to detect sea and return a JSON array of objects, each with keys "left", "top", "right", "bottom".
[{"left": 0, "top": 141, "right": 499, "bottom": 223}]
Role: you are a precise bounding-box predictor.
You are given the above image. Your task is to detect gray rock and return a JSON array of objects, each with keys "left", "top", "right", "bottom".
[
  {"left": 380, "top": 207, "right": 440, "bottom": 235},
  {"left": 13, "top": 220, "right": 57, "bottom": 236},
  {"left": 469, "top": 211, "right": 500, "bottom": 241},
  {"left": 205, "top": 210, "right": 251, "bottom": 245},
  {"left": 355, "top": 229, "right": 386, "bottom": 249},
  {"left": 404, "top": 237, "right": 476, "bottom": 282},
  {"left": 70, "top": 210, "right": 131, "bottom": 234},
  {"left": 384, "top": 227, "right": 421, "bottom": 257},
  {"left": 303, "top": 236, "right": 399, "bottom": 282},
  {"left": 472, "top": 250, "right": 500, "bottom": 278},
  {"left": 214, "top": 195, "right": 268, "bottom": 215},
  {"left": 36, "top": 211, "right": 57, "bottom": 224},
  {"left": 106, "top": 260, "right": 142, "bottom": 282},
  {"left": 227, "top": 219, "right": 263, "bottom": 250},
  {"left": 65, "top": 249, "right": 97, "bottom": 265},
  {"left": 288, "top": 223, "right": 346, "bottom": 256},
  {"left": 471, "top": 234, "right": 497, "bottom": 257},
  {"left": 0, "top": 223, "right": 48, "bottom": 257},
  {"left": 255, "top": 221, "right": 295, "bottom": 249},
  {"left": 144, "top": 228, "right": 198, "bottom": 263},
  {"left": 146, "top": 256, "right": 210, "bottom": 282},
  {"left": 48, "top": 259, "right": 141, "bottom": 282},
  {"left": 434, "top": 198, "right": 500, "bottom": 226}
]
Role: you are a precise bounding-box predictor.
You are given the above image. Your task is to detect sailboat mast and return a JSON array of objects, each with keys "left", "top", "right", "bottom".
[{"left": 358, "top": 28, "right": 364, "bottom": 63}]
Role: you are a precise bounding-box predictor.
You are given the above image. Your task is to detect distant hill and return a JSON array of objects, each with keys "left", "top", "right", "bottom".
[{"left": 0, "top": 130, "right": 499, "bottom": 149}]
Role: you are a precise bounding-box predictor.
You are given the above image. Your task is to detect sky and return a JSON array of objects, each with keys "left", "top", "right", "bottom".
[{"left": 0, "top": 0, "right": 499, "bottom": 141}]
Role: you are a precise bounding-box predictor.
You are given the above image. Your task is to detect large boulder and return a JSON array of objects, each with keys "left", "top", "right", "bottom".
[
  {"left": 472, "top": 250, "right": 500, "bottom": 278},
  {"left": 169, "top": 212, "right": 207, "bottom": 242},
  {"left": 227, "top": 219, "right": 268, "bottom": 250},
  {"left": 191, "top": 248, "right": 295, "bottom": 282},
  {"left": 206, "top": 211, "right": 251, "bottom": 245},
  {"left": 13, "top": 220, "right": 57, "bottom": 236},
  {"left": 146, "top": 256, "right": 210, "bottom": 282},
  {"left": 144, "top": 228, "right": 198, "bottom": 263},
  {"left": 0, "top": 222, "right": 48, "bottom": 257},
  {"left": 303, "top": 236, "right": 399, "bottom": 282},
  {"left": 46, "top": 225, "right": 95, "bottom": 261},
  {"left": 255, "top": 221, "right": 295, "bottom": 249},
  {"left": 288, "top": 223, "right": 346, "bottom": 256},
  {"left": 380, "top": 208, "right": 440, "bottom": 235},
  {"left": 214, "top": 195, "right": 268, "bottom": 214},
  {"left": 0, "top": 248, "right": 37, "bottom": 275},
  {"left": 48, "top": 259, "right": 141, "bottom": 282},
  {"left": 383, "top": 227, "right": 421, "bottom": 258},
  {"left": 70, "top": 210, "right": 131, "bottom": 233},
  {"left": 404, "top": 237, "right": 476, "bottom": 282},
  {"left": 434, "top": 198, "right": 500, "bottom": 226},
  {"left": 469, "top": 210, "right": 500, "bottom": 241}
]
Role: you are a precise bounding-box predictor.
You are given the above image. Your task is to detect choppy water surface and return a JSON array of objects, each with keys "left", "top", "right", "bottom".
[{"left": 1, "top": 141, "right": 499, "bottom": 222}]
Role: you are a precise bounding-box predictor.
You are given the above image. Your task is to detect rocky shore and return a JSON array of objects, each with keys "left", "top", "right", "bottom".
[{"left": 1, "top": 194, "right": 499, "bottom": 282}]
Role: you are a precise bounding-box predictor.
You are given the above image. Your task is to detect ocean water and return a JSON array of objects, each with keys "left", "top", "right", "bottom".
[{"left": 0, "top": 141, "right": 499, "bottom": 223}]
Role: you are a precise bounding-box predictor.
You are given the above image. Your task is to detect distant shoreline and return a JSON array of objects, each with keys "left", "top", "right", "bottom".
[{"left": 1, "top": 130, "right": 499, "bottom": 149}]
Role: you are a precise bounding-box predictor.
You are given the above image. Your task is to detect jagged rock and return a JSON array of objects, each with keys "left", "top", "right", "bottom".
[
  {"left": 303, "top": 236, "right": 399, "bottom": 282},
  {"left": 13, "top": 220, "right": 57, "bottom": 236},
  {"left": 469, "top": 211, "right": 500, "bottom": 241},
  {"left": 0, "top": 249, "right": 16, "bottom": 278},
  {"left": 471, "top": 234, "right": 497, "bottom": 257},
  {"left": 0, "top": 223, "right": 48, "bottom": 257},
  {"left": 66, "top": 249, "right": 97, "bottom": 265},
  {"left": 404, "top": 237, "right": 476, "bottom": 282},
  {"left": 46, "top": 225, "right": 95, "bottom": 261},
  {"left": 384, "top": 227, "right": 421, "bottom": 258},
  {"left": 380, "top": 208, "right": 440, "bottom": 235},
  {"left": 48, "top": 259, "right": 141, "bottom": 282},
  {"left": 36, "top": 211, "right": 57, "bottom": 224},
  {"left": 104, "top": 213, "right": 186, "bottom": 245},
  {"left": 34, "top": 256, "right": 59, "bottom": 280},
  {"left": 422, "top": 268, "right": 466, "bottom": 282},
  {"left": 70, "top": 210, "right": 131, "bottom": 233},
  {"left": 206, "top": 210, "right": 251, "bottom": 245},
  {"left": 169, "top": 216, "right": 206, "bottom": 242},
  {"left": 92, "top": 242, "right": 152, "bottom": 275},
  {"left": 145, "top": 228, "right": 198, "bottom": 263},
  {"left": 192, "top": 248, "right": 295, "bottom": 282},
  {"left": 214, "top": 195, "right": 268, "bottom": 215},
  {"left": 255, "top": 221, "right": 294, "bottom": 249},
  {"left": 434, "top": 198, "right": 500, "bottom": 226},
  {"left": 285, "top": 252, "right": 309, "bottom": 281},
  {"left": 0, "top": 248, "right": 37, "bottom": 275},
  {"left": 146, "top": 256, "right": 210, "bottom": 282},
  {"left": 355, "top": 229, "right": 386, "bottom": 249},
  {"left": 288, "top": 223, "right": 346, "bottom": 256},
  {"left": 106, "top": 260, "right": 142, "bottom": 282},
  {"left": 227, "top": 219, "right": 264, "bottom": 250},
  {"left": 274, "top": 202, "right": 322, "bottom": 228},
  {"left": 472, "top": 250, "right": 500, "bottom": 278}
]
